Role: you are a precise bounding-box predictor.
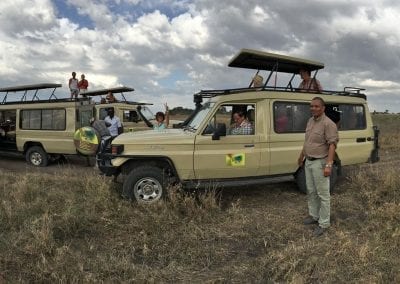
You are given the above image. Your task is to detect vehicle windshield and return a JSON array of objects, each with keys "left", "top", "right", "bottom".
[
  {"left": 140, "top": 106, "right": 155, "bottom": 121},
  {"left": 187, "top": 102, "right": 215, "bottom": 130}
]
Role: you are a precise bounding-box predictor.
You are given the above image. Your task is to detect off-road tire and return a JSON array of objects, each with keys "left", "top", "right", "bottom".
[
  {"left": 122, "top": 166, "right": 168, "bottom": 204},
  {"left": 295, "top": 164, "right": 338, "bottom": 194},
  {"left": 26, "top": 146, "right": 49, "bottom": 167}
]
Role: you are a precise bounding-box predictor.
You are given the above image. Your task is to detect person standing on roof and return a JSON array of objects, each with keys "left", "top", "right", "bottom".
[
  {"left": 78, "top": 74, "right": 89, "bottom": 95},
  {"left": 69, "top": 72, "right": 79, "bottom": 99},
  {"left": 298, "top": 68, "right": 323, "bottom": 93}
]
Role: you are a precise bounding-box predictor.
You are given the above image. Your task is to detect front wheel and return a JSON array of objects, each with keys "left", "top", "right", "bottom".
[
  {"left": 26, "top": 146, "right": 49, "bottom": 167},
  {"left": 122, "top": 166, "right": 168, "bottom": 204}
]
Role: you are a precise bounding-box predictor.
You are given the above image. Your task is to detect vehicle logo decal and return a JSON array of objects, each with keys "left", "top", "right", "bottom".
[{"left": 226, "top": 153, "right": 245, "bottom": 167}]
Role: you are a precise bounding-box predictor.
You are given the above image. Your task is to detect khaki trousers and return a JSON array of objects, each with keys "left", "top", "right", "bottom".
[{"left": 305, "top": 158, "right": 330, "bottom": 228}]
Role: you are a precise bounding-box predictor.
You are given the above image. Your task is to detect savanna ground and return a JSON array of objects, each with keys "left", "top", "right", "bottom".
[{"left": 0, "top": 114, "right": 399, "bottom": 282}]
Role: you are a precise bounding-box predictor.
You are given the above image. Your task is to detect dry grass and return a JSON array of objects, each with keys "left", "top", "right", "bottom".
[{"left": 0, "top": 115, "right": 399, "bottom": 282}]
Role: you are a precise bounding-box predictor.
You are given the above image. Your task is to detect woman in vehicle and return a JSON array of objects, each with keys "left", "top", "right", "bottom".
[{"left": 153, "top": 103, "right": 169, "bottom": 131}]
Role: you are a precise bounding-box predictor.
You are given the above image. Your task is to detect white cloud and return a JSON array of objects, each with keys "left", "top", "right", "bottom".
[{"left": 0, "top": 0, "right": 400, "bottom": 112}]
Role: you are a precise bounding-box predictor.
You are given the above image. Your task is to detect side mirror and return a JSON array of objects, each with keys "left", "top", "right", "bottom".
[{"left": 212, "top": 123, "right": 226, "bottom": 140}]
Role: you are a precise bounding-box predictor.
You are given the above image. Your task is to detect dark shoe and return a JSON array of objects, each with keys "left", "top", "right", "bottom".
[
  {"left": 313, "top": 226, "right": 327, "bottom": 237},
  {"left": 303, "top": 216, "right": 318, "bottom": 225}
]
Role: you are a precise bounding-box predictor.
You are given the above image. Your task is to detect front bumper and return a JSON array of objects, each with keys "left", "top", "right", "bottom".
[{"left": 97, "top": 153, "right": 120, "bottom": 176}]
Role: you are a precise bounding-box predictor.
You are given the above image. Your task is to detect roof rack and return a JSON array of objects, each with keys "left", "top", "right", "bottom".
[
  {"left": 194, "top": 86, "right": 367, "bottom": 100},
  {"left": 0, "top": 83, "right": 62, "bottom": 104}
]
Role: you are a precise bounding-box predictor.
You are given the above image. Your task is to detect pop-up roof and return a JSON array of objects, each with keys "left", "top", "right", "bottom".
[
  {"left": 0, "top": 83, "right": 62, "bottom": 103},
  {"left": 228, "top": 48, "right": 324, "bottom": 73},
  {"left": 84, "top": 86, "right": 152, "bottom": 105},
  {"left": 83, "top": 86, "right": 134, "bottom": 97}
]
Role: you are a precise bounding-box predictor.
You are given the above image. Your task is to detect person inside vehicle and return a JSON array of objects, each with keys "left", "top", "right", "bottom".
[
  {"left": 104, "top": 107, "right": 123, "bottom": 138},
  {"left": 275, "top": 105, "right": 289, "bottom": 133},
  {"left": 251, "top": 74, "right": 264, "bottom": 88},
  {"left": 298, "top": 68, "right": 323, "bottom": 93},
  {"left": 153, "top": 103, "right": 169, "bottom": 131},
  {"left": 229, "top": 110, "right": 253, "bottom": 135},
  {"left": 106, "top": 92, "right": 117, "bottom": 103}
]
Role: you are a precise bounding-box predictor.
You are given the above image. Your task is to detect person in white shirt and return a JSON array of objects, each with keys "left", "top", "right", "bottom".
[
  {"left": 104, "top": 108, "right": 123, "bottom": 138},
  {"left": 69, "top": 72, "right": 79, "bottom": 99}
]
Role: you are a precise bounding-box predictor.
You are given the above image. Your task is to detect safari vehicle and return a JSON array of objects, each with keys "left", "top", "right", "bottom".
[
  {"left": 98, "top": 49, "right": 379, "bottom": 203},
  {"left": 0, "top": 83, "right": 93, "bottom": 166},
  {"left": 84, "top": 87, "right": 155, "bottom": 132}
]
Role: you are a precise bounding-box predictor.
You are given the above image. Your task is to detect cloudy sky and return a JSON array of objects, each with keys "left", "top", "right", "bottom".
[{"left": 1, "top": 0, "right": 400, "bottom": 112}]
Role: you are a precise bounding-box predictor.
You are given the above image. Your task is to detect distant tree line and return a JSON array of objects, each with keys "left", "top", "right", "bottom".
[{"left": 169, "top": 107, "right": 194, "bottom": 115}]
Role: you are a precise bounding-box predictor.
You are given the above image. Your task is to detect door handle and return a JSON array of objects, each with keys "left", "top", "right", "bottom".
[
  {"left": 356, "top": 137, "right": 366, "bottom": 143},
  {"left": 244, "top": 144, "right": 255, "bottom": 148}
]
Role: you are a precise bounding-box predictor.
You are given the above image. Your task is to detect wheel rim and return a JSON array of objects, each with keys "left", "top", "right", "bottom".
[
  {"left": 134, "top": 177, "right": 163, "bottom": 203},
  {"left": 30, "top": 152, "right": 43, "bottom": 166}
]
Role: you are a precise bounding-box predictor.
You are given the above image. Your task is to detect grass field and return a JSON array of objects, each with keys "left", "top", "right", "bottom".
[{"left": 0, "top": 114, "right": 399, "bottom": 282}]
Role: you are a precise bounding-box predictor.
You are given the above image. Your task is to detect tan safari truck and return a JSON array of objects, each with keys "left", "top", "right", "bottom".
[
  {"left": 84, "top": 86, "right": 156, "bottom": 132},
  {"left": 0, "top": 83, "right": 93, "bottom": 166},
  {"left": 98, "top": 49, "right": 379, "bottom": 204}
]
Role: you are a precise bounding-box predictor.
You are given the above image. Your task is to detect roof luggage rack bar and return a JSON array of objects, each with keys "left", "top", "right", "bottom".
[{"left": 344, "top": 87, "right": 366, "bottom": 94}]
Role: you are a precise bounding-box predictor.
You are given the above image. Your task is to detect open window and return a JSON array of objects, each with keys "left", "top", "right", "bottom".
[{"left": 203, "top": 104, "right": 255, "bottom": 136}]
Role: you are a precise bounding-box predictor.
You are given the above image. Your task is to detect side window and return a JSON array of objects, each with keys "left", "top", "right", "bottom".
[
  {"left": 333, "top": 104, "right": 366, "bottom": 130},
  {"left": 21, "top": 109, "right": 66, "bottom": 130},
  {"left": 79, "top": 110, "right": 92, "bottom": 128},
  {"left": 21, "top": 110, "right": 41, "bottom": 129},
  {"left": 123, "top": 110, "right": 139, "bottom": 122},
  {"left": 99, "top": 108, "right": 108, "bottom": 120},
  {"left": 0, "top": 110, "right": 17, "bottom": 132},
  {"left": 273, "top": 102, "right": 309, "bottom": 133},
  {"left": 203, "top": 104, "right": 255, "bottom": 135}
]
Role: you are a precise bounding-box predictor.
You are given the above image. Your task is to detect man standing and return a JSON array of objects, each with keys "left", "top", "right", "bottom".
[
  {"left": 298, "top": 97, "right": 338, "bottom": 237},
  {"left": 104, "top": 107, "right": 123, "bottom": 138},
  {"left": 69, "top": 72, "right": 79, "bottom": 99}
]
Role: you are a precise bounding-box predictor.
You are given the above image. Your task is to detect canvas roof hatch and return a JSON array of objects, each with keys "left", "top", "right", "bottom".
[
  {"left": 228, "top": 48, "right": 324, "bottom": 73},
  {"left": 84, "top": 86, "right": 135, "bottom": 97},
  {"left": 228, "top": 48, "right": 324, "bottom": 89},
  {"left": 0, "top": 83, "right": 62, "bottom": 103},
  {"left": 84, "top": 86, "right": 151, "bottom": 105}
]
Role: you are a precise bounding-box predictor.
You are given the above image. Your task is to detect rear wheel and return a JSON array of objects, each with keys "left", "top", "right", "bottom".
[
  {"left": 122, "top": 166, "right": 168, "bottom": 204},
  {"left": 26, "top": 146, "right": 49, "bottom": 167}
]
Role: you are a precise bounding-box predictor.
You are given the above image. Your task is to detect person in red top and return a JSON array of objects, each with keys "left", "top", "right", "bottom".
[{"left": 78, "top": 74, "right": 89, "bottom": 95}]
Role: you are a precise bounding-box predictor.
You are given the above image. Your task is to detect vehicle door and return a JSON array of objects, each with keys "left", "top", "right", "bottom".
[
  {"left": 193, "top": 103, "right": 262, "bottom": 179},
  {"left": 328, "top": 103, "right": 374, "bottom": 165},
  {"left": 0, "top": 109, "right": 17, "bottom": 151},
  {"left": 268, "top": 100, "right": 310, "bottom": 175}
]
